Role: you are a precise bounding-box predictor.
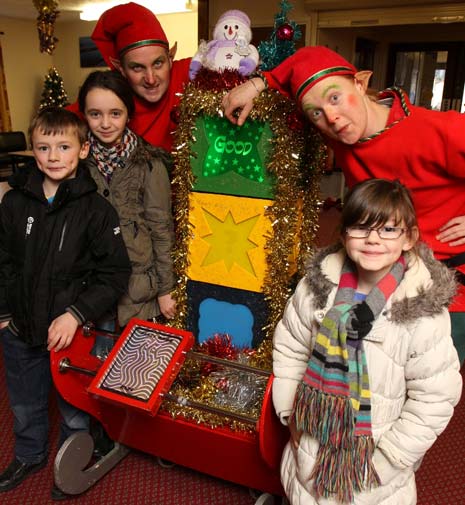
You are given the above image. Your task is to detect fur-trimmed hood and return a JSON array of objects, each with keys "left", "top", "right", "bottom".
[{"left": 305, "top": 242, "right": 457, "bottom": 324}]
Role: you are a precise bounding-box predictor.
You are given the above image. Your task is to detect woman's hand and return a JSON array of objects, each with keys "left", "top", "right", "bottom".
[
  {"left": 437, "top": 215, "right": 465, "bottom": 246},
  {"left": 222, "top": 79, "right": 264, "bottom": 126}
]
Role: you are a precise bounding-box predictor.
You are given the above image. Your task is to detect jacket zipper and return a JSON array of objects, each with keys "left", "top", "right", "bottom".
[{"left": 58, "top": 221, "right": 67, "bottom": 252}]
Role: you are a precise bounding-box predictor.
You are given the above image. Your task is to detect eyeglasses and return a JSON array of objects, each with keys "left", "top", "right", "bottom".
[{"left": 345, "top": 225, "right": 406, "bottom": 240}]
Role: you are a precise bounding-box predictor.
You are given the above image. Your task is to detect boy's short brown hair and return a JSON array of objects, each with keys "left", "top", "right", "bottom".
[{"left": 28, "top": 107, "right": 88, "bottom": 147}]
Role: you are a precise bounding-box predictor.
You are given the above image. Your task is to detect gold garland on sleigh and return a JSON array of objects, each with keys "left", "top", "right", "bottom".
[{"left": 164, "top": 75, "right": 325, "bottom": 429}]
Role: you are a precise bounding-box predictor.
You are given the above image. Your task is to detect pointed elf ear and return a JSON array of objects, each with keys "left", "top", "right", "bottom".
[
  {"left": 354, "top": 70, "right": 373, "bottom": 92},
  {"left": 169, "top": 42, "right": 178, "bottom": 60},
  {"left": 110, "top": 56, "right": 123, "bottom": 73}
]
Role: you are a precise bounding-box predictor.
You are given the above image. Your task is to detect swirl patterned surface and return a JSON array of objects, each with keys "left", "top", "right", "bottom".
[{"left": 100, "top": 326, "right": 182, "bottom": 400}]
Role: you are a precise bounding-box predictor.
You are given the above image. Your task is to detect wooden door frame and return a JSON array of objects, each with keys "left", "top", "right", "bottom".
[
  {"left": 0, "top": 33, "right": 12, "bottom": 132},
  {"left": 387, "top": 41, "right": 465, "bottom": 109},
  {"left": 198, "top": 0, "right": 209, "bottom": 42}
]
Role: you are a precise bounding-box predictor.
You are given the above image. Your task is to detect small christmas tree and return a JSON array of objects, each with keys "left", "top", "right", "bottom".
[
  {"left": 258, "top": 0, "right": 301, "bottom": 71},
  {"left": 39, "top": 67, "right": 69, "bottom": 110}
]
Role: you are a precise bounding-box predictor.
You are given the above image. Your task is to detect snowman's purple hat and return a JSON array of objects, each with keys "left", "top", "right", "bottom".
[{"left": 216, "top": 10, "right": 251, "bottom": 28}]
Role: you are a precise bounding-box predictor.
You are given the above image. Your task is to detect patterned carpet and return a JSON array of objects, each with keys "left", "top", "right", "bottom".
[
  {"left": 0, "top": 349, "right": 462, "bottom": 504},
  {"left": 0, "top": 399, "right": 260, "bottom": 505},
  {"left": 415, "top": 365, "right": 465, "bottom": 505},
  {"left": 0, "top": 346, "right": 261, "bottom": 505}
]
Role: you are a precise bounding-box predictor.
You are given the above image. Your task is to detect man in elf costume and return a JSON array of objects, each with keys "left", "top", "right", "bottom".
[
  {"left": 223, "top": 46, "right": 465, "bottom": 364},
  {"left": 73, "top": 2, "right": 191, "bottom": 152}
]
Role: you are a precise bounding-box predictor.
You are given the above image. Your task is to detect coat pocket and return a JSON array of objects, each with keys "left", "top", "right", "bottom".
[
  {"left": 120, "top": 218, "right": 154, "bottom": 266},
  {"left": 123, "top": 269, "right": 158, "bottom": 304},
  {"left": 50, "top": 273, "right": 89, "bottom": 319}
]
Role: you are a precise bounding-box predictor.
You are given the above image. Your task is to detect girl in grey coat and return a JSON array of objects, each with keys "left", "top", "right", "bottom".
[{"left": 79, "top": 70, "right": 176, "bottom": 327}]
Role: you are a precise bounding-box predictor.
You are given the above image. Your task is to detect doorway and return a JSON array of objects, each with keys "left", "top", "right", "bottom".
[{"left": 386, "top": 42, "right": 465, "bottom": 111}]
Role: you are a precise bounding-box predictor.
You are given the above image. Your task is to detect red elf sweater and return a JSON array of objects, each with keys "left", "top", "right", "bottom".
[
  {"left": 330, "top": 88, "right": 465, "bottom": 311},
  {"left": 128, "top": 58, "right": 191, "bottom": 153}
]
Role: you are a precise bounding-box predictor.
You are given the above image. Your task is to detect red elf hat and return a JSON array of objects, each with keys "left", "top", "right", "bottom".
[
  {"left": 91, "top": 2, "right": 169, "bottom": 68},
  {"left": 272, "top": 46, "right": 357, "bottom": 104}
]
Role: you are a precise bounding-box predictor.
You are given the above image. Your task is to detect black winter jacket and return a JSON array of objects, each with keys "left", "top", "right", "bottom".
[{"left": 0, "top": 164, "right": 131, "bottom": 346}]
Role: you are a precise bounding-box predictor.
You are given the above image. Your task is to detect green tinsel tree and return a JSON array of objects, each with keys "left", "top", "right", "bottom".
[
  {"left": 39, "top": 67, "right": 69, "bottom": 110},
  {"left": 258, "top": 0, "right": 302, "bottom": 71}
]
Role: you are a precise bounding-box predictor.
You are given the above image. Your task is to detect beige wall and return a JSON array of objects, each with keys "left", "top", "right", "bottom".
[
  {"left": 3, "top": 2, "right": 465, "bottom": 134},
  {"left": 1, "top": 11, "right": 198, "bottom": 135},
  {"left": 53, "top": 19, "right": 97, "bottom": 106},
  {"left": 209, "top": 0, "right": 308, "bottom": 27},
  {"left": 159, "top": 11, "right": 198, "bottom": 60},
  {"left": 1, "top": 16, "right": 53, "bottom": 135},
  {"left": 317, "top": 30, "right": 355, "bottom": 61}
]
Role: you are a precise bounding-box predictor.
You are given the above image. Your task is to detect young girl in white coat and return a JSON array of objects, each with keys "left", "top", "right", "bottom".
[{"left": 273, "top": 178, "right": 462, "bottom": 505}]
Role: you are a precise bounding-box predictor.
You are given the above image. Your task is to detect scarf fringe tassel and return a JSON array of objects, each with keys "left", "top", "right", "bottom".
[{"left": 291, "top": 384, "right": 381, "bottom": 503}]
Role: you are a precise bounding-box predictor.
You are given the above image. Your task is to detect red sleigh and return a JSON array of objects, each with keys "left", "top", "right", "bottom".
[{"left": 50, "top": 319, "right": 288, "bottom": 504}]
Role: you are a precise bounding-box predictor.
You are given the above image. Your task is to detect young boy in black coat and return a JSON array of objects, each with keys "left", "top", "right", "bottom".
[{"left": 0, "top": 108, "right": 131, "bottom": 498}]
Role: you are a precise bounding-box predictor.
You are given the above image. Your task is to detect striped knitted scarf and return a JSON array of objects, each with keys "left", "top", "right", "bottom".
[
  {"left": 89, "top": 128, "right": 138, "bottom": 183},
  {"left": 291, "top": 254, "right": 407, "bottom": 503}
]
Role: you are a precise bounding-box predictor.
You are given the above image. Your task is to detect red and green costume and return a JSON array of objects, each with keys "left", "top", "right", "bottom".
[
  {"left": 267, "top": 51, "right": 465, "bottom": 312},
  {"left": 329, "top": 87, "right": 465, "bottom": 311},
  {"left": 82, "top": 2, "right": 192, "bottom": 152},
  {"left": 127, "top": 58, "right": 191, "bottom": 152}
]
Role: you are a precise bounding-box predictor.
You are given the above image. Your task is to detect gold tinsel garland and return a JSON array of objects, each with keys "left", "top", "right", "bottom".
[
  {"left": 170, "top": 82, "right": 325, "bottom": 359},
  {"left": 163, "top": 80, "right": 325, "bottom": 429},
  {"left": 162, "top": 355, "right": 268, "bottom": 433},
  {"left": 33, "top": 0, "right": 60, "bottom": 54}
]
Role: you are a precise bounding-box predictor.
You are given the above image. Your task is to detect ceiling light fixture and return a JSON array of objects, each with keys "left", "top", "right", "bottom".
[{"left": 80, "top": 0, "right": 195, "bottom": 21}]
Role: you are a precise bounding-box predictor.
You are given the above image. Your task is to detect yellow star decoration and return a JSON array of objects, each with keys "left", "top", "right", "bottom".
[{"left": 201, "top": 208, "right": 259, "bottom": 276}]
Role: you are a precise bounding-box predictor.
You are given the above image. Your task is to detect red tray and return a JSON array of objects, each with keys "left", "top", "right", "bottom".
[{"left": 87, "top": 319, "right": 194, "bottom": 415}]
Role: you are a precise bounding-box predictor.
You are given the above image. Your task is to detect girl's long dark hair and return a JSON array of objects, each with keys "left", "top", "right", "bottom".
[{"left": 78, "top": 70, "right": 135, "bottom": 118}]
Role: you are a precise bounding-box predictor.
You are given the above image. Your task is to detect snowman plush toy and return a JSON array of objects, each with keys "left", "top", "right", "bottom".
[{"left": 189, "top": 9, "right": 259, "bottom": 80}]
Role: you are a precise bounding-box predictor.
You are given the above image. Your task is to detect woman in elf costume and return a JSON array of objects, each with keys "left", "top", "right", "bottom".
[
  {"left": 273, "top": 179, "right": 462, "bottom": 504},
  {"left": 223, "top": 46, "right": 465, "bottom": 364}
]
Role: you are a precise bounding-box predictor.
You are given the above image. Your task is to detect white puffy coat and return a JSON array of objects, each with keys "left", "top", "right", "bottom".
[{"left": 273, "top": 244, "right": 462, "bottom": 505}]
